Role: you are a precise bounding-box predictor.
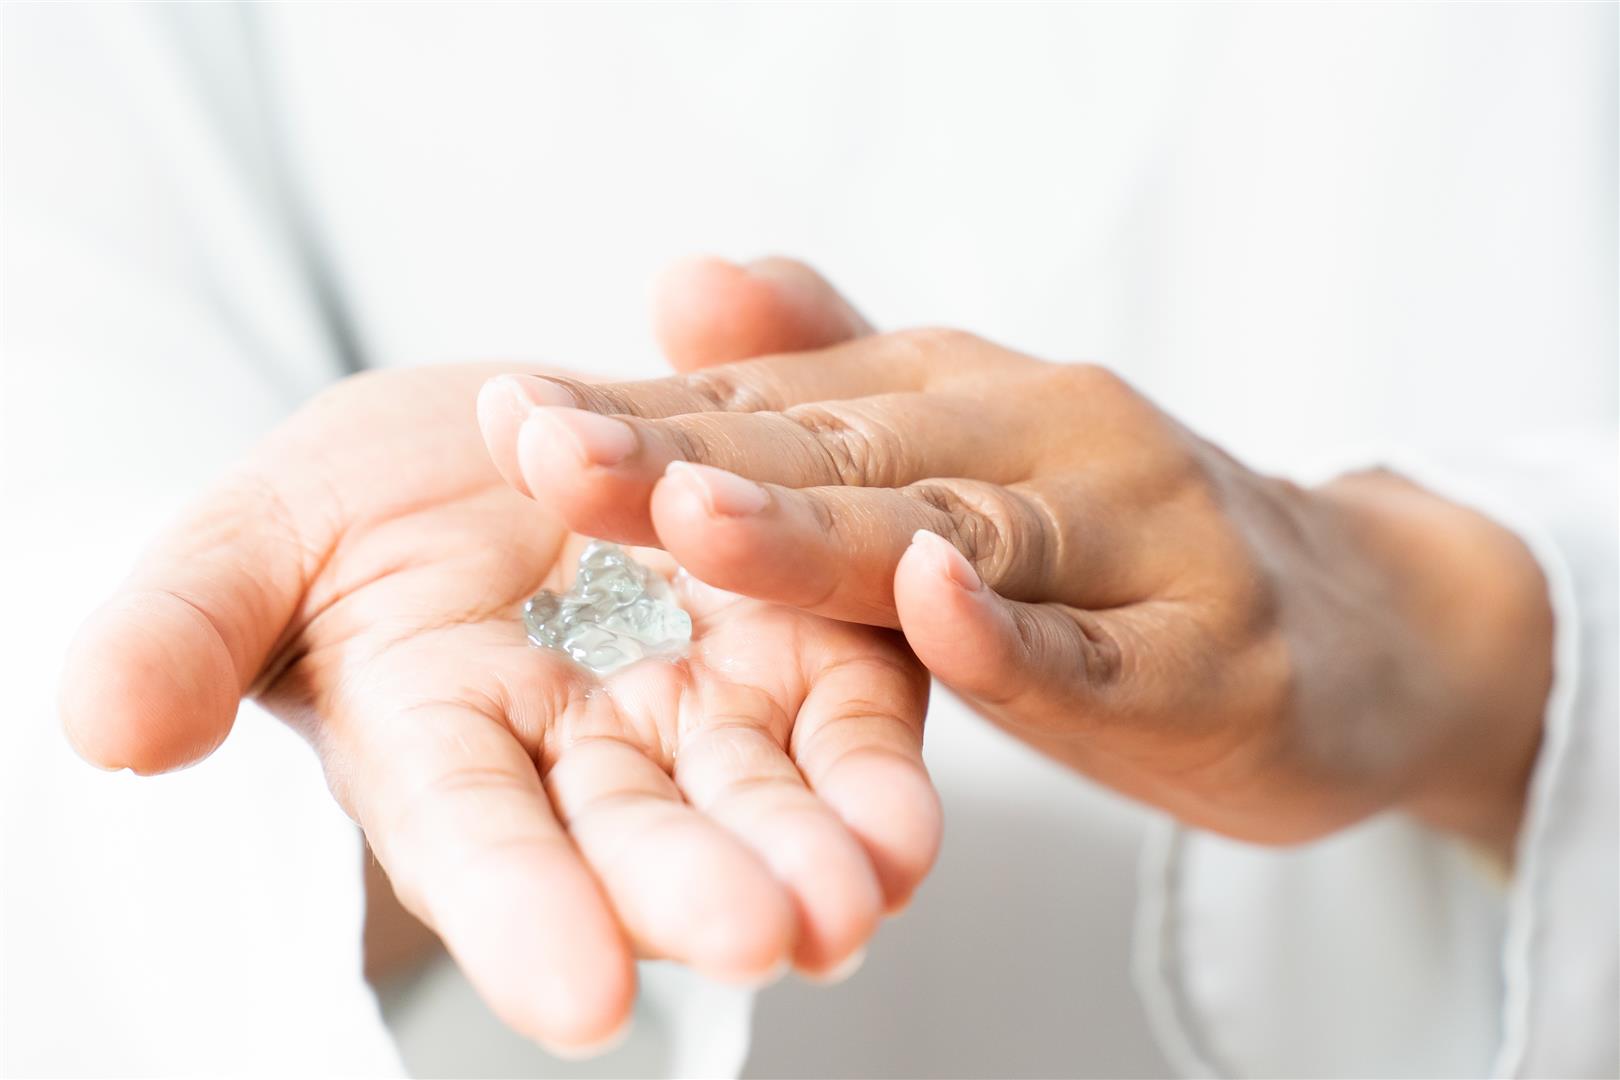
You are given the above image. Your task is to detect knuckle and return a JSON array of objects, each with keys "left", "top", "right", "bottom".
[
  {"left": 884, "top": 326, "right": 984, "bottom": 361},
  {"left": 905, "top": 481, "right": 1051, "bottom": 594},
  {"left": 781, "top": 402, "right": 899, "bottom": 486},
  {"left": 1067, "top": 609, "right": 1126, "bottom": 689},
  {"left": 883, "top": 327, "right": 1056, "bottom": 383},
  {"left": 588, "top": 387, "right": 640, "bottom": 416},
  {"left": 1203, "top": 520, "right": 1281, "bottom": 632},
  {"left": 682, "top": 368, "right": 776, "bottom": 414},
  {"left": 991, "top": 607, "right": 1124, "bottom": 713},
  {"left": 1047, "top": 361, "right": 1131, "bottom": 402},
  {"left": 1106, "top": 438, "right": 1214, "bottom": 518},
  {"left": 662, "top": 418, "right": 709, "bottom": 463}
]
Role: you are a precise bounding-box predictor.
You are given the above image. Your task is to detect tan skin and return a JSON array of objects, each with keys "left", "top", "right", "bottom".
[
  {"left": 63, "top": 257, "right": 1550, "bottom": 1054},
  {"left": 482, "top": 261, "right": 1551, "bottom": 862}
]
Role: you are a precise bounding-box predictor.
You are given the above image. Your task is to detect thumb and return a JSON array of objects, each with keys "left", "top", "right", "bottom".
[
  {"left": 59, "top": 472, "right": 313, "bottom": 774},
  {"left": 652, "top": 255, "right": 872, "bottom": 371},
  {"left": 893, "top": 530, "right": 1125, "bottom": 718}
]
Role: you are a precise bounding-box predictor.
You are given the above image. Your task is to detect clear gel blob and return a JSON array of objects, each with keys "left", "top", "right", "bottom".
[{"left": 523, "top": 541, "right": 692, "bottom": 675}]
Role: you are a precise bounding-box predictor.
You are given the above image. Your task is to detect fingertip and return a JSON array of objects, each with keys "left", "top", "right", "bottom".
[
  {"left": 606, "top": 811, "right": 799, "bottom": 986},
  {"left": 653, "top": 256, "right": 750, "bottom": 370},
  {"left": 798, "top": 945, "right": 868, "bottom": 986},
  {"left": 534, "top": 965, "right": 638, "bottom": 1059},
  {"left": 527, "top": 969, "right": 638, "bottom": 1060},
  {"left": 476, "top": 377, "right": 536, "bottom": 497},
  {"left": 692, "top": 847, "right": 801, "bottom": 986},
  {"left": 649, "top": 465, "right": 776, "bottom": 592},
  {"left": 480, "top": 375, "right": 584, "bottom": 495},
  {"left": 652, "top": 459, "right": 707, "bottom": 513},
  {"left": 516, "top": 407, "right": 580, "bottom": 499},
  {"left": 907, "top": 529, "right": 983, "bottom": 591},
  {"left": 59, "top": 590, "right": 238, "bottom": 775},
  {"left": 486, "top": 373, "right": 578, "bottom": 411},
  {"left": 433, "top": 849, "right": 638, "bottom": 1054},
  {"left": 653, "top": 254, "right": 864, "bottom": 370},
  {"left": 728, "top": 955, "right": 792, "bottom": 991},
  {"left": 661, "top": 461, "right": 769, "bottom": 517},
  {"left": 515, "top": 409, "right": 658, "bottom": 545},
  {"left": 543, "top": 1014, "right": 635, "bottom": 1062},
  {"left": 649, "top": 466, "right": 704, "bottom": 554},
  {"left": 814, "top": 749, "right": 943, "bottom": 912},
  {"left": 771, "top": 819, "right": 884, "bottom": 977},
  {"left": 894, "top": 534, "right": 1013, "bottom": 698},
  {"left": 653, "top": 254, "right": 739, "bottom": 305},
  {"left": 692, "top": 871, "right": 800, "bottom": 987}
]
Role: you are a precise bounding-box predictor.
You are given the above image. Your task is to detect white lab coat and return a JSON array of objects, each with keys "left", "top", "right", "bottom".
[{"left": 2, "top": 3, "right": 1613, "bottom": 1077}]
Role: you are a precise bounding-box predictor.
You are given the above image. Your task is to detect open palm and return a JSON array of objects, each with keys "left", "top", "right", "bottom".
[{"left": 60, "top": 266, "right": 940, "bottom": 1053}]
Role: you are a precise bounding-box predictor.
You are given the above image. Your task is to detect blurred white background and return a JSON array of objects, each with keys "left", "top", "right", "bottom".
[{"left": 2, "top": 3, "right": 1612, "bottom": 1076}]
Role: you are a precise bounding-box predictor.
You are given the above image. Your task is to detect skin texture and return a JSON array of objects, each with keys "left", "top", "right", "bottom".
[
  {"left": 487, "top": 265, "right": 1553, "bottom": 863},
  {"left": 58, "top": 258, "right": 938, "bottom": 1055},
  {"left": 60, "top": 254, "right": 1551, "bottom": 1055}
]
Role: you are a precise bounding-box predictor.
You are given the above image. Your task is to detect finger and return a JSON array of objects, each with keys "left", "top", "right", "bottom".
[
  {"left": 653, "top": 255, "right": 872, "bottom": 372},
  {"left": 485, "top": 326, "right": 1013, "bottom": 432},
  {"left": 484, "top": 249, "right": 873, "bottom": 515},
  {"left": 650, "top": 465, "right": 1143, "bottom": 626},
  {"left": 514, "top": 391, "right": 1035, "bottom": 546},
  {"left": 477, "top": 368, "right": 576, "bottom": 499},
  {"left": 58, "top": 472, "right": 316, "bottom": 774},
  {"left": 544, "top": 734, "right": 798, "bottom": 985},
  {"left": 788, "top": 646, "right": 940, "bottom": 915},
  {"left": 479, "top": 365, "right": 747, "bottom": 505},
  {"left": 893, "top": 530, "right": 1128, "bottom": 718},
  {"left": 478, "top": 329, "right": 1031, "bottom": 514},
  {"left": 348, "top": 703, "right": 636, "bottom": 1055},
  {"left": 674, "top": 721, "right": 885, "bottom": 977}
]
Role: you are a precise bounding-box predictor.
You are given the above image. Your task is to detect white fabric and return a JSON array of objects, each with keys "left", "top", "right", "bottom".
[{"left": 2, "top": 3, "right": 1613, "bottom": 1077}]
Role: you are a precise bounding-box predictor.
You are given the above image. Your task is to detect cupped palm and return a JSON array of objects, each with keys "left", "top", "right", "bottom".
[{"left": 61, "top": 361, "right": 939, "bottom": 1052}]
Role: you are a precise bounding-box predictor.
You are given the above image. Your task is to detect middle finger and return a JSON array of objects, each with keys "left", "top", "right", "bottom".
[{"left": 515, "top": 392, "right": 1041, "bottom": 545}]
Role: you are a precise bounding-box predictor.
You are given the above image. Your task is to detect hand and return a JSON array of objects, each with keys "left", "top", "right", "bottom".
[
  {"left": 486, "top": 300, "right": 1553, "bottom": 862},
  {"left": 59, "top": 260, "right": 939, "bottom": 1054}
]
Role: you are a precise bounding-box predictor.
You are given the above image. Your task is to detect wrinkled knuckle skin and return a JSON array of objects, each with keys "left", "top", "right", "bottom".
[
  {"left": 783, "top": 402, "right": 898, "bottom": 487},
  {"left": 664, "top": 420, "right": 708, "bottom": 465},
  {"left": 592, "top": 387, "right": 640, "bottom": 416},
  {"left": 906, "top": 481, "right": 1046, "bottom": 595},
  {"left": 1069, "top": 609, "right": 1126, "bottom": 689},
  {"left": 684, "top": 368, "right": 776, "bottom": 414}
]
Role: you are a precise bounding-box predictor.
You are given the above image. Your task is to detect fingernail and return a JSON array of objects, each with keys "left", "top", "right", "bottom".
[
  {"left": 801, "top": 946, "right": 867, "bottom": 986},
  {"left": 502, "top": 374, "right": 576, "bottom": 409},
  {"left": 531, "top": 407, "right": 637, "bottom": 466},
  {"left": 667, "top": 461, "right": 768, "bottom": 516},
  {"left": 911, "top": 530, "right": 981, "bottom": 592}
]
